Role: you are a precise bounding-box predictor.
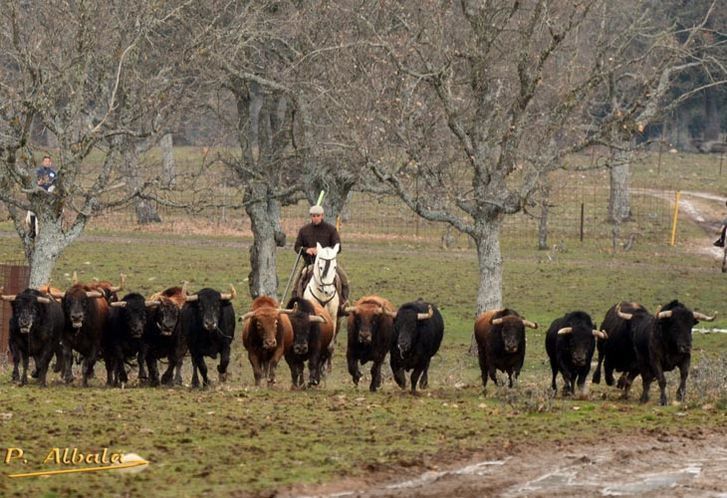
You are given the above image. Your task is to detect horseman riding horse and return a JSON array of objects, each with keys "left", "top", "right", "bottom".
[{"left": 300, "top": 243, "right": 344, "bottom": 356}]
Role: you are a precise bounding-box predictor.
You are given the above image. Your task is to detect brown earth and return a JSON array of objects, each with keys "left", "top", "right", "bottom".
[{"left": 278, "top": 428, "right": 727, "bottom": 498}]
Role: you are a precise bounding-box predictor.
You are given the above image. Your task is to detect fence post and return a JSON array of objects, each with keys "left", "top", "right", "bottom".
[
  {"left": 670, "top": 191, "right": 681, "bottom": 246},
  {"left": 579, "top": 203, "right": 584, "bottom": 242}
]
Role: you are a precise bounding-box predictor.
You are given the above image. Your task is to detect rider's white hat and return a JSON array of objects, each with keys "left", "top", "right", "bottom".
[{"left": 309, "top": 205, "right": 324, "bottom": 215}]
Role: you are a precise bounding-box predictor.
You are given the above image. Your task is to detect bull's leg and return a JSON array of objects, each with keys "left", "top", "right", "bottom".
[
  {"left": 190, "top": 354, "right": 209, "bottom": 387},
  {"left": 552, "top": 362, "right": 563, "bottom": 392},
  {"left": 10, "top": 343, "right": 20, "bottom": 382},
  {"left": 147, "top": 356, "right": 160, "bottom": 387},
  {"left": 621, "top": 371, "right": 638, "bottom": 399},
  {"left": 575, "top": 371, "right": 589, "bottom": 398},
  {"left": 248, "top": 352, "right": 264, "bottom": 387},
  {"left": 655, "top": 366, "right": 668, "bottom": 406},
  {"left": 676, "top": 359, "right": 690, "bottom": 402},
  {"left": 392, "top": 367, "right": 406, "bottom": 389},
  {"left": 20, "top": 350, "right": 29, "bottom": 386},
  {"left": 53, "top": 344, "right": 64, "bottom": 373},
  {"left": 592, "top": 343, "right": 604, "bottom": 384},
  {"left": 369, "top": 360, "right": 383, "bottom": 392},
  {"left": 347, "top": 353, "right": 361, "bottom": 386},
  {"left": 36, "top": 347, "right": 54, "bottom": 387},
  {"left": 62, "top": 343, "right": 74, "bottom": 384},
  {"left": 639, "top": 370, "right": 653, "bottom": 403},
  {"left": 478, "top": 350, "right": 489, "bottom": 390},
  {"left": 410, "top": 366, "right": 424, "bottom": 395},
  {"left": 561, "top": 369, "right": 574, "bottom": 396},
  {"left": 161, "top": 361, "right": 174, "bottom": 385},
  {"left": 137, "top": 350, "right": 148, "bottom": 382},
  {"left": 105, "top": 355, "right": 115, "bottom": 386},
  {"left": 174, "top": 362, "right": 184, "bottom": 386},
  {"left": 604, "top": 357, "right": 615, "bottom": 386},
  {"left": 506, "top": 368, "right": 514, "bottom": 388},
  {"left": 419, "top": 364, "right": 430, "bottom": 390},
  {"left": 308, "top": 349, "right": 321, "bottom": 387},
  {"left": 217, "top": 346, "right": 230, "bottom": 383},
  {"left": 82, "top": 354, "right": 98, "bottom": 387}
]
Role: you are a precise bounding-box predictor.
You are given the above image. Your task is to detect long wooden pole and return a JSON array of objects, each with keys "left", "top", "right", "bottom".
[{"left": 670, "top": 191, "right": 681, "bottom": 246}]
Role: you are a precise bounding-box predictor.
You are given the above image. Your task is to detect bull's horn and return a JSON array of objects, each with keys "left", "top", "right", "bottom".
[
  {"left": 416, "top": 305, "right": 434, "bottom": 320},
  {"left": 385, "top": 309, "right": 397, "bottom": 318},
  {"left": 657, "top": 310, "right": 673, "bottom": 319},
  {"left": 616, "top": 304, "right": 633, "bottom": 320},
  {"left": 522, "top": 319, "right": 538, "bottom": 330},
  {"left": 36, "top": 296, "right": 52, "bottom": 304},
  {"left": 72, "top": 271, "right": 78, "bottom": 284},
  {"left": 491, "top": 317, "right": 504, "bottom": 325},
  {"left": 185, "top": 294, "right": 199, "bottom": 302},
  {"left": 220, "top": 284, "right": 237, "bottom": 301},
  {"left": 557, "top": 327, "right": 573, "bottom": 335},
  {"left": 49, "top": 288, "right": 65, "bottom": 299},
  {"left": 309, "top": 315, "right": 327, "bottom": 323},
  {"left": 593, "top": 329, "right": 608, "bottom": 340},
  {"left": 693, "top": 311, "right": 716, "bottom": 322},
  {"left": 110, "top": 301, "right": 128, "bottom": 308},
  {"left": 344, "top": 306, "right": 357, "bottom": 314},
  {"left": 181, "top": 281, "right": 188, "bottom": 295},
  {"left": 86, "top": 291, "right": 104, "bottom": 298},
  {"left": 145, "top": 300, "right": 161, "bottom": 307},
  {"left": 109, "top": 273, "right": 126, "bottom": 293},
  {"left": 278, "top": 308, "right": 295, "bottom": 315},
  {"left": 0, "top": 294, "right": 16, "bottom": 302},
  {"left": 239, "top": 311, "right": 255, "bottom": 322}
]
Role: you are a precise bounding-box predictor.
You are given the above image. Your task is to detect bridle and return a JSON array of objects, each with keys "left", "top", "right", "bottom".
[{"left": 308, "top": 253, "right": 338, "bottom": 306}]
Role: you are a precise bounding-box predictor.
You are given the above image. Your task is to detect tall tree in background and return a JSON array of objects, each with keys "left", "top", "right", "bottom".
[
  {"left": 363, "top": 0, "right": 725, "bottom": 313},
  {"left": 0, "top": 1, "right": 197, "bottom": 286}
]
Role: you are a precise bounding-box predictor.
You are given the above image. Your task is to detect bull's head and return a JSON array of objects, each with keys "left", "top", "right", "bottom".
[
  {"left": 280, "top": 303, "right": 327, "bottom": 355},
  {"left": 110, "top": 293, "right": 148, "bottom": 338},
  {"left": 241, "top": 309, "right": 280, "bottom": 350},
  {"left": 186, "top": 285, "right": 236, "bottom": 333},
  {"left": 656, "top": 306, "right": 713, "bottom": 355},
  {"left": 557, "top": 326, "right": 606, "bottom": 367},
  {"left": 492, "top": 315, "right": 538, "bottom": 354},
  {"left": 4, "top": 291, "right": 52, "bottom": 334},
  {"left": 154, "top": 299, "right": 180, "bottom": 336},
  {"left": 62, "top": 287, "right": 104, "bottom": 330},
  {"left": 346, "top": 303, "right": 395, "bottom": 345},
  {"left": 395, "top": 305, "right": 434, "bottom": 358}
]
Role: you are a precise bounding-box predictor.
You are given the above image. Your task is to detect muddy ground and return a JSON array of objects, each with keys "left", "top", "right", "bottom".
[{"left": 280, "top": 428, "right": 726, "bottom": 497}]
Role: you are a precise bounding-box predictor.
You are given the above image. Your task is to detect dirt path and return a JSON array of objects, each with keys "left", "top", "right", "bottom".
[{"left": 281, "top": 430, "right": 727, "bottom": 497}]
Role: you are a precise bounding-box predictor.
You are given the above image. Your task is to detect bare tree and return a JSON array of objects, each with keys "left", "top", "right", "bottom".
[
  {"left": 361, "top": 0, "right": 725, "bottom": 313},
  {"left": 0, "top": 1, "right": 197, "bottom": 286}
]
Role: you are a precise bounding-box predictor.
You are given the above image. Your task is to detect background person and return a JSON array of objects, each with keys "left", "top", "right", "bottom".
[
  {"left": 27, "top": 155, "right": 58, "bottom": 238},
  {"left": 713, "top": 200, "right": 727, "bottom": 247}
]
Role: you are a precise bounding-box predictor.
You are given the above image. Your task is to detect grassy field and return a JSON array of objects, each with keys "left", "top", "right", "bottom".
[{"left": 0, "top": 150, "right": 725, "bottom": 496}]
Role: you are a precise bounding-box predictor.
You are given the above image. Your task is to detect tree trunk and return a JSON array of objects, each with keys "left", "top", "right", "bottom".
[
  {"left": 160, "top": 133, "right": 176, "bottom": 187},
  {"left": 703, "top": 87, "right": 720, "bottom": 142},
  {"left": 121, "top": 146, "right": 162, "bottom": 224},
  {"left": 473, "top": 217, "right": 504, "bottom": 315},
  {"left": 537, "top": 181, "right": 551, "bottom": 250},
  {"left": 246, "top": 184, "right": 285, "bottom": 299},
  {"left": 608, "top": 148, "right": 632, "bottom": 223}
]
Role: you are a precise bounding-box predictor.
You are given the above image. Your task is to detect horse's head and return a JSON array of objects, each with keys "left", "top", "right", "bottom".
[{"left": 314, "top": 243, "right": 339, "bottom": 287}]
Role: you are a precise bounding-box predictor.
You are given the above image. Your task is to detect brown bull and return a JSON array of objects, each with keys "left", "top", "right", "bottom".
[
  {"left": 241, "top": 296, "right": 293, "bottom": 387},
  {"left": 474, "top": 308, "right": 538, "bottom": 391}
]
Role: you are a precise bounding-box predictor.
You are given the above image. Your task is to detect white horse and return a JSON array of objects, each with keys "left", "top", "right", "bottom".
[{"left": 303, "top": 243, "right": 341, "bottom": 355}]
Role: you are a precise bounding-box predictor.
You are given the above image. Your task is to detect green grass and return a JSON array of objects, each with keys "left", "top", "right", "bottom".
[
  {"left": 0, "top": 219, "right": 726, "bottom": 496},
  {"left": 0, "top": 150, "right": 726, "bottom": 496}
]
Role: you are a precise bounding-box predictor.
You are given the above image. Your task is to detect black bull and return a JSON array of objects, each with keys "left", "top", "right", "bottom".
[{"left": 2, "top": 288, "right": 64, "bottom": 386}]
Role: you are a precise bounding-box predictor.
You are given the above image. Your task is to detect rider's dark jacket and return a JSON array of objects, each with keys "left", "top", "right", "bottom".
[{"left": 294, "top": 221, "right": 341, "bottom": 265}]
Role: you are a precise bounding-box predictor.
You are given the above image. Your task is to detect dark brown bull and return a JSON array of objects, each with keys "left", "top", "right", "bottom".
[
  {"left": 241, "top": 296, "right": 293, "bottom": 387},
  {"left": 344, "top": 295, "right": 396, "bottom": 392},
  {"left": 282, "top": 297, "right": 333, "bottom": 388},
  {"left": 144, "top": 285, "right": 189, "bottom": 386},
  {"left": 474, "top": 309, "right": 538, "bottom": 391},
  {"left": 56, "top": 284, "right": 109, "bottom": 386}
]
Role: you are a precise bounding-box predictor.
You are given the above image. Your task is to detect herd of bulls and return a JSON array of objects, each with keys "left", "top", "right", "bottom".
[
  {"left": 475, "top": 302, "right": 715, "bottom": 405},
  {"left": 0, "top": 275, "right": 716, "bottom": 405}
]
